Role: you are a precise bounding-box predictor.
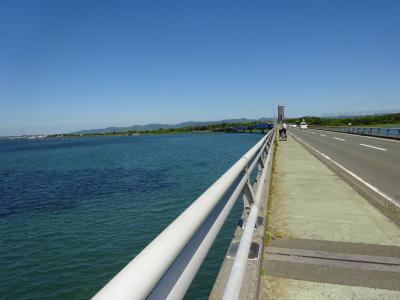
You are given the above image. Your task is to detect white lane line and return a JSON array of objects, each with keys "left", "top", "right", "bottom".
[
  {"left": 311, "top": 132, "right": 316, "bottom": 135},
  {"left": 288, "top": 132, "right": 399, "bottom": 210},
  {"left": 320, "top": 134, "right": 326, "bottom": 137},
  {"left": 360, "top": 144, "right": 387, "bottom": 151},
  {"left": 333, "top": 137, "right": 345, "bottom": 141}
]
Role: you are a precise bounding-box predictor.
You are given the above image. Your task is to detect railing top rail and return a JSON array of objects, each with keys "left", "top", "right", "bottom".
[{"left": 93, "top": 129, "right": 274, "bottom": 300}]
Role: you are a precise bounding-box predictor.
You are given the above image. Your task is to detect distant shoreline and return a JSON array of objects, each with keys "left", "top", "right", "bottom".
[
  {"left": 0, "top": 128, "right": 269, "bottom": 141},
  {"left": 3, "top": 112, "right": 399, "bottom": 139}
]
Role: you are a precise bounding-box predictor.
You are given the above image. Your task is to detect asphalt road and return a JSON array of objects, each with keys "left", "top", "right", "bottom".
[{"left": 288, "top": 127, "right": 400, "bottom": 206}]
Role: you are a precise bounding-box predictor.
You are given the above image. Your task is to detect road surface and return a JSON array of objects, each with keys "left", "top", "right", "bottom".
[{"left": 288, "top": 127, "right": 400, "bottom": 207}]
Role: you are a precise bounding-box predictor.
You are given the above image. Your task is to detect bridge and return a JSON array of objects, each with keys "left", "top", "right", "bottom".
[
  {"left": 92, "top": 123, "right": 400, "bottom": 299},
  {"left": 214, "top": 123, "right": 274, "bottom": 134}
]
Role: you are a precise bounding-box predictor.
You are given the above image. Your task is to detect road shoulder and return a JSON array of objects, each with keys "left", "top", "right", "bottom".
[{"left": 260, "top": 136, "right": 400, "bottom": 299}]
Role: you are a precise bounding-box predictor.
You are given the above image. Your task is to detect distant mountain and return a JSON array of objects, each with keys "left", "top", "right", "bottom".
[{"left": 73, "top": 117, "right": 272, "bottom": 134}]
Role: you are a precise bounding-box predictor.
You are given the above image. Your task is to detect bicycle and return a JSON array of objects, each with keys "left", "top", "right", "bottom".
[{"left": 279, "top": 129, "right": 287, "bottom": 141}]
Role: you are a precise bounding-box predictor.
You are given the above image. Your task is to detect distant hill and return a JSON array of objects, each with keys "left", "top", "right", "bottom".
[{"left": 73, "top": 117, "right": 272, "bottom": 134}]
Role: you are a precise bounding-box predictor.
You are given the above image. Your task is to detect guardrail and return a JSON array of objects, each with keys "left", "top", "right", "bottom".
[
  {"left": 93, "top": 129, "right": 275, "bottom": 300},
  {"left": 312, "top": 126, "right": 400, "bottom": 140}
]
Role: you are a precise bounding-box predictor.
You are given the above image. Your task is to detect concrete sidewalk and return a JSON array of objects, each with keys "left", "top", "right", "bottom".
[{"left": 259, "top": 136, "right": 400, "bottom": 299}]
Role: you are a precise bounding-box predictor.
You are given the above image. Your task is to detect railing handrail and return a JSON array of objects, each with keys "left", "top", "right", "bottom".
[
  {"left": 222, "top": 129, "right": 274, "bottom": 300},
  {"left": 93, "top": 129, "right": 275, "bottom": 300}
]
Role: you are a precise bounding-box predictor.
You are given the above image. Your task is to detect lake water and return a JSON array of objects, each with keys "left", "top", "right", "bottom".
[{"left": 0, "top": 133, "right": 262, "bottom": 299}]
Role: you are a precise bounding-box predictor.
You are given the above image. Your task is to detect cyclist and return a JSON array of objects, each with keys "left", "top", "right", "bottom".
[{"left": 279, "top": 122, "right": 287, "bottom": 140}]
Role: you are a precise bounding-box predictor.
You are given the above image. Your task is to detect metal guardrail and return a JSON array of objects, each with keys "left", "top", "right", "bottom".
[
  {"left": 93, "top": 129, "right": 275, "bottom": 300},
  {"left": 222, "top": 133, "right": 273, "bottom": 300},
  {"left": 312, "top": 126, "right": 400, "bottom": 140}
]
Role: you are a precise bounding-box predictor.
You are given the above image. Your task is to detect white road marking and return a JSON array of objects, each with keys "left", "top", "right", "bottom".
[
  {"left": 360, "top": 144, "right": 387, "bottom": 151},
  {"left": 320, "top": 134, "right": 326, "bottom": 137},
  {"left": 334, "top": 137, "right": 345, "bottom": 141},
  {"left": 288, "top": 132, "right": 399, "bottom": 210},
  {"left": 311, "top": 132, "right": 316, "bottom": 135}
]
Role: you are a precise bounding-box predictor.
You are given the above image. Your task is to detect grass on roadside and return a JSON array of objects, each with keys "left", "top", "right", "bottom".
[{"left": 265, "top": 139, "right": 278, "bottom": 246}]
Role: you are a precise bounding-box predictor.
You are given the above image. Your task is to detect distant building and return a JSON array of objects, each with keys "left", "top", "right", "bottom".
[{"left": 278, "top": 105, "right": 284, "bottom": 122}]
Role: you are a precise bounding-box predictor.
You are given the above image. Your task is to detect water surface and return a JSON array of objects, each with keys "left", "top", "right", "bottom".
[{"left": 0, "top": 133, "right": 262, "bottom": 299}]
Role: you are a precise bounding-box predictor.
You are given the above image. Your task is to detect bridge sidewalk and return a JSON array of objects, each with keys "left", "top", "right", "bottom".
[{"left": 259, "top": 135, "right": 400, "bottom": 299}]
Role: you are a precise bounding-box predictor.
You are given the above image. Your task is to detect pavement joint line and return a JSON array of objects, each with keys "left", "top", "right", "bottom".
[
  {"left": 288, "top": 131, "right": 400, "bottom": 211},
  {"left": 262, "top": 260, "right": 400, "bottom": 291},
  {"left": 265, "top": 253, "right": 400, "bottom": 273},
  {"left": 268, "top": 238, "right": 400, "bottom": 258},
  {"left": 266, "top": 247, "right": 400, "bottom": 267},
  {"left": 360, "top": 143, "right": 387, "bottom": 151}
]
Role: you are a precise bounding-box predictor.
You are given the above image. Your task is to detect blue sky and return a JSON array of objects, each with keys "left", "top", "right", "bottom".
[{"left": 1, "top": 0, "right": 399, "bottom": 135}]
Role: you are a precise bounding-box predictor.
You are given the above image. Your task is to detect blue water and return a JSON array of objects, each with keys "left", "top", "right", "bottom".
[{"left": 0, "top": 133, "right": 262, "bottom": 299}]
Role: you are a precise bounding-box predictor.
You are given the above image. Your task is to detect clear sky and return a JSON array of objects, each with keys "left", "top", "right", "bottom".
[{"left": 1, "top": 0, "right": 399, "bottom": 135}]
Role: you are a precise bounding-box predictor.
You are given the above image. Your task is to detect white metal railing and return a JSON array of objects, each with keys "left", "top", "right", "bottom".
[
  {"left": 93, "top": 129, "right": 275, "bottom": 300},
  {"left": 222, "top": 129, "right": 274, "bottom": 300},
  {"left": 312, "top": 126, "right": 400, "bottom": 139}
]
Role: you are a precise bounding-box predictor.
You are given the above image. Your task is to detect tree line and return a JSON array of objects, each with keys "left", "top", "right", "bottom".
[
  {"left": 285, "top": 113, "right": 400, "bottom": 127},
  {"left": 47, "top": 121, "right": 270, "bottom": 138}
]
